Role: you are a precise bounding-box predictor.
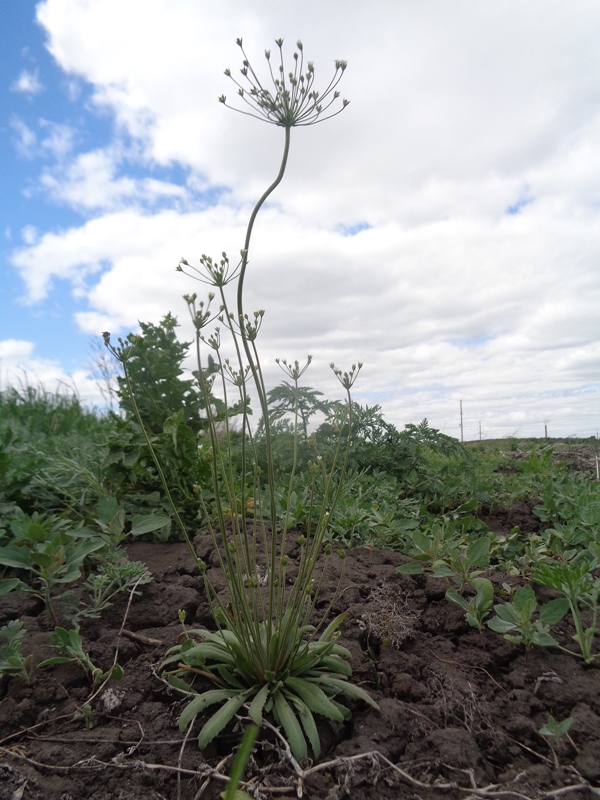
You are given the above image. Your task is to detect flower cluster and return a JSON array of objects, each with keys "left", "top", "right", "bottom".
[{"left": 219, "top": 38, "right": 349, "bottom": 127}]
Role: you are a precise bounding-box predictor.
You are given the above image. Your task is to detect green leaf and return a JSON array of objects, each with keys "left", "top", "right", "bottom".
[
  {"left": 0, "top": 546, "right": 32, "bottom": 570},
  {"left": 318, "top": 613, "right": 348, "bottom": 643},
  {"left": 471, "top": 577, "right": 494, "bottom": 605},
  {"left": 109, "top": 664, "right": 124, "bottom": 681},
  {"left": 493, "top": 603, "right": 520, "bottom": 625},
  {"left": 179, "top": 689, "right": 236, "bottom": 732},
  {"left": 23, "top": 523, "right": 50, "bottom": 544},
  {"left": 396, "top": 561, "right": 424, "bottom": 575},
  {"left": 319, "top": 654, "right": 352, "bottom": 676},
  {"left": 297, "top": 702, "right": 320, "bottom": 759},
  {"left": 182, "top": 642, "right": 235, "bottom": 666},
  {"left": 29, "top": 552, "right": 55, "bottom": 569},
  {"left": 512, "top": 585, "right": 536, "bottom": 615},
  {"left": 319, "top": 676, "right": 379, "bottom": 710},
  {"left": 130, "top": 514, "right": 171, "bottom": 536},
  {"left": 0, "top": 578, "right": 26, "bottom": 596},
  {"left": 445, "top": 588, "right": 469, "bottom": 612},
  {"left": 487, "top": 615, "right": 515, "bottom": 634},
  {"left": 38, "top": 656, "right": 73, "bottom": 667},
  {"left": 198, "top": 693, "right": 249, "bottom": 749},
  {"left": 248, "top": 684, "right": 270, "bottom": 726},
  {"left": 539, "top": 597, "right": 569, "bottom": 625},
  {"left": 166, "top": 675, "right": 193, "bottom": 694},
  {"left": 285, "top": 676, "right": 344, "bottom": 722},
  {"left": 222, "top": 724, "right": 259, "bottom": 800},
  {"left": 273, "top": 689, "right": 307, "bottom": 761},
  {"left": 432, "top": 562, "right": 455, "bottom": 578},
  {"left": 97, "top": 497, "right": 125, "bottom": 534},
  {"left": 467, "top": 536, "right": 490, "bottom": 568},
  {"left": 533, "top": 629, "right": 560, "bottom": 647}
]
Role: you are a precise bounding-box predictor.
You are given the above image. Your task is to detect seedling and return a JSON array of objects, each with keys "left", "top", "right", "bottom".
[
  {"left": 73, "top": 703, "right": 96, "bottom": 730},
  {"left": 446, "top": 577, "right": 495, "bottom": 643},
  {"left": 539, "top": 714, "right": 573, "bottom": 767},
  {"left": 533, "top": 557, "right": 600, "bottom": 663},
  {"left": 0, "top": 620, "right": 33, "bottom": 683},
  {"left": 39, "top": 627, "right": 124, "bottom": 686},
  {"left": 396, "top": 523, "right": 462, "bottom": 574},
  {"left": 78, "top": 559, "right": 153, "bottom": 620},
  {"left": 434, "top": 536, "right": 491, "bottom": 593},
  {"left": 487, "top": 584, "right": 566, "bottom": 655},
  {"left": 0, "top": 511, "right": 105, "bottom": 623}
]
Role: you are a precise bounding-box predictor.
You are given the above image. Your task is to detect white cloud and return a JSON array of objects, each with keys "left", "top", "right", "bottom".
[
  {"left": 6, "top": 0, "right": 600, "bottom": 437},
  {"left": 39, "top": 119, "right": 76, "bottom": 158},
  {"left": 10, "top": 69, "right": 43, "bottom": 95},
  {"left": 0, "top": 339, "right": 104, "bottom": 406},
  {"left": 39, "top": 145, "right": 189, "bottom": 212},
  {"left": 10, "top": 117, "right": 37, "bottom": 158},
  {"left": 21, "top": 225, "right": 39, "bottom": 245}
]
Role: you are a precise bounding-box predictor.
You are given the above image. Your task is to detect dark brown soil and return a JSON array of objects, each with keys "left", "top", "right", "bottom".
[{"left": 1, "top": 514, "right": 599, "bottom": 799}]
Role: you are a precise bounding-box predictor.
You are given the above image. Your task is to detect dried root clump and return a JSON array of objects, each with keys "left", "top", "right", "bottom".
[{"left": 361, "top": 583, "right": 419, "bottom": 649}]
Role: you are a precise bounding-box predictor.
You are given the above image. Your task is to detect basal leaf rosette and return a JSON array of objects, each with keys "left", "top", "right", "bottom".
[{"left": 160, "top": 612, "right": 378, "bottom": 760}]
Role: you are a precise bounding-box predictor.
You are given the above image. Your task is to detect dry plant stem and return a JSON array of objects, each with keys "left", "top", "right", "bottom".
[
  {"left": 121, "top": 629, "right": 162, "bottom": 648},
  {"left": 193, "top": 755, "right": 229, "bottom": 800},
  {"left": 1, "top": 743, "right": 597, "bottom": 800},
  {"left": 178, "top": 716, "right": 197, "bottom": 800}
]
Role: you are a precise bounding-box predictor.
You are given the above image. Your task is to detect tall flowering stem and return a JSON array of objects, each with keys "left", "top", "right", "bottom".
[{"left": 159, "top": 40, "right": 379, "bottom": 762}]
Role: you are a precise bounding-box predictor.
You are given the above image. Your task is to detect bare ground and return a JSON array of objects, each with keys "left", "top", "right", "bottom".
[{"left": 1, "top": 509, "right": 599, "bottom": 800}]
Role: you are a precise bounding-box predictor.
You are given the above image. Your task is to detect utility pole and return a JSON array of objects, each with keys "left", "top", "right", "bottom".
[
  {"left": 479, "top": 421, "right": 482, "bottom": 441},
  {"left": 460, "top": 400, "right": 464, "bottom": 443}
]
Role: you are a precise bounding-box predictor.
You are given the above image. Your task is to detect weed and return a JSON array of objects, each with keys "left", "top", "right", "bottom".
[
  {"left": 446, "top": 577, "right": 495, "bottom": 639},
  {"left": 0, "top": 620, "right": 33, "bottom": 683},
  {"left": 39, "top": 627, "right": 124, "bottom": 686},
  {"left": 107, "top": 38, "right": 377, "bottom": 762},
  {"left": 0, "top": 509, "right": 105, "bottom": 623},
  {"left": 533, "top": 557, "right": 600, "bottom": 663},
  {"left": 487, "top": 584, "right": 565, "bottom": 654},
  {"left": 539, "top": 714, "right": 573, "bottom": 766}
]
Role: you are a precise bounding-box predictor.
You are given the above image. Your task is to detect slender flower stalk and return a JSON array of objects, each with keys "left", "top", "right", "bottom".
[{"left": 108, "top": 40, "right": 378, "bottom": 762}]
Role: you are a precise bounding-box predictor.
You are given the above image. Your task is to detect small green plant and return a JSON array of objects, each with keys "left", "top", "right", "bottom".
[
  {"left": 83, "top": 559, "right": 152, "bottom": 616},
  {"left": 539, "top": 714, "right": 573, "bottom": 766},
  {"left": 435, "top": 536, "right": 491, "bottom": 593},
  {"left": 92, "top": 496, "right": 171, "bottom": 553},
  {"left": 398, "top": 527, "right": 490, "bottom": 594},
  {"left": 73, "top": 703, "right": 96, "bottom": 730},
  {"left": 446, "top": 577, "right": 495, "bottom": 639},
  {"left": 0, "top": 620, "right": 33, "bottom": 682},
  {"left": 396, "top": 522, "right": 462, "bottom": 575},
  {"left": 0, "top": 510, "right": 106, "bottom": 623},
  {"left": 39, "top": 627, "right": 124, "bottom": 686},
  {"left": 487, "top": 584, "right": 565, "bottom": 655},
  {"left": 533, "top": 557, "right": 600, "bottom": 663}
]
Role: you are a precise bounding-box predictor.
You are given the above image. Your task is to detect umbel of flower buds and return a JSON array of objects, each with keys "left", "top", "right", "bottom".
[{"left": 219, "top": 37, "right": 349, "bottom": 128}]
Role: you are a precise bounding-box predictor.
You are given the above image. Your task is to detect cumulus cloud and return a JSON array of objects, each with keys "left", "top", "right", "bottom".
[
  {"left": 10, "top": 117, "right": 37, "bottom": 158},
  {"left": 10, "top": 69, "right": 43, "bottom": 95},
  {"left": 39, "top": 146, "right": 189, "bottom": 212},
  {"left": 5, "top": 0, "right": 599, "bottom": 436},
  {"left": 0, "top": 339, "right": 103, "bottom": 406}
]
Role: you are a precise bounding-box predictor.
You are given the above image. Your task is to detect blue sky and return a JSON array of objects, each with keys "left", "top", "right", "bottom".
[
  {"left": 2, "top": 1, "right": 599, "bottom": 438},
  {"left": 2, "top": 1, "right": 101, "bottom": 371}
]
